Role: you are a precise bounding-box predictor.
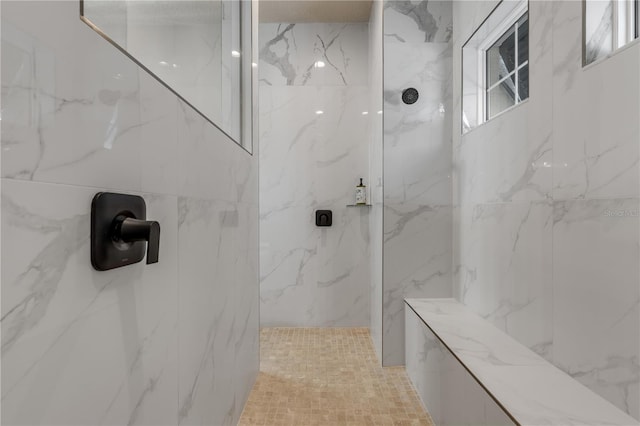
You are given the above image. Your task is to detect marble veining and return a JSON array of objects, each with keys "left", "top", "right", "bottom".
[
  {"left": 1, "top": 180, "right": 180, "bottom": 425},
  {"left": 384, "top": 0, "right": 453, "bottom": 43},
  {"left": 382, "top": 0, "right": 453, "bottom": 366},
  {"left": 259, "top": 22, "right": 367, "bottom": 87},
  {"left": 368, "top": 0, "right": 384, "bottom": 363},
  {"left": 457, "top": 201, "right": 553, "bottom": 360},
  {"left": 1, "top": 1, "right": 259, "bottom": 425},
  {"left": 405, "top": 305, "right": 516, "bottom": 426},
  {"left": 259, "top": 22, "right": 370, "bottom": 327},
  {"left": 406, "top": 299, "right": 640, "bottom": 426},
  {"left": 452, "top": 0, "right": 639, "bottom": 419}
]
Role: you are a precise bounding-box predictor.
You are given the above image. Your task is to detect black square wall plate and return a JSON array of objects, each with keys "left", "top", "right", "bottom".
[
  {"left": 91, "top": 192, "right": 146, "bottom": 271},
  {"left": 315, "top": 210, "right": 332, "bottom": 227}
]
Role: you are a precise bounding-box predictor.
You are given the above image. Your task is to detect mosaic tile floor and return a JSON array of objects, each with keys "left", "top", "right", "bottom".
[{"left": 238, "top": 328, "right": 433, "bottom": 426}]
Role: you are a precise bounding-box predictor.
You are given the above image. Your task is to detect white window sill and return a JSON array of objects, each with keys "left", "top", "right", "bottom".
[{"left": 583, "top": 36, "right": 640, "bottom": 70}]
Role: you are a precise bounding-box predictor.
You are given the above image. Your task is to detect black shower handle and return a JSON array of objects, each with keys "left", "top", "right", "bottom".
[{"left": 112, "top": 215, "right": 161, "bottom": 264}]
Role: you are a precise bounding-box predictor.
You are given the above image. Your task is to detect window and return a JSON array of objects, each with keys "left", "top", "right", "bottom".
[
  {"left": 485, "top": 13, "right": 529, "bottom": 120},
  {"left": 461, "top": 0, "right": 528, "bottom": 133},
  {"left": 584, "top": 0, "right": 639, "bottom": 66},
  {"left": 636, "top": 0, "right": 639, "bottom": 38}
]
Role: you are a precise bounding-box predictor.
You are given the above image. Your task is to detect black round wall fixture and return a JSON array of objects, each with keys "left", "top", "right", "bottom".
[{"left": 402, "top": 88, "right": 419, "bottom": 105}]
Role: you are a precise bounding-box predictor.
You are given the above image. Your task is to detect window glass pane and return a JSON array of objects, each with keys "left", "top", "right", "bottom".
[
  {"left": 517, "top": 13, "right": 529, "bottom": 65},
  {"left": 487, "top": 80, "right": 516, "bottom": 119},
  {"left": 517, "top": 64, "right": 529, "bottom": 101},
  {"left": 584, "top": 0, "right": 613, "bottom": 65},
  {"left": 636, "top": 0, "right": 639, "bottom": 38},
  {"left": 487, "top": 26, "right": 516, "bottom": 87}
]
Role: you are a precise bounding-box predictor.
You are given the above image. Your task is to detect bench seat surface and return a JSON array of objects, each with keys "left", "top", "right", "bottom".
[{"left": 405, "top": 298, "right": 639, "bottom": 426}]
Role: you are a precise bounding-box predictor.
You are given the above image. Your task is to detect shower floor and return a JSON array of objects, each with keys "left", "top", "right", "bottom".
[{"left": 238, "top": 328, "right": 433, "bottom": 425}]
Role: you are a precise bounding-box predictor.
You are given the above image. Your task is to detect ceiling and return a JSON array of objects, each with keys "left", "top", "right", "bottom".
[{"left": 259, "top": 0, "right": 373, "bottom": 23}]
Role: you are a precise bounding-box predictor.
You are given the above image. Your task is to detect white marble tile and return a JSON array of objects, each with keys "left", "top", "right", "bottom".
[
  {"left": 384, "top": 41, "right": 453, "bottom": 206},
  {"left": 384, "top": 0, "right": 453, "bottom": 44},
  {"left": 259, "top": 86, "right": 370, "bottom": 213},
  {"left": 368, "top": 0, "right": 384, "bottom": 363},
  {"left": 451, "top": 0, "right": 498, "bottom": 47},
  {"left": 457, "top": 201, "right": 554, "bottom": 359},
  {"left": 177, "top": 196, "right": 257, "bottom": 425},
  {"left": 0, "top": 3, "right": 144, "bottom": 191},
  {"left": 407, "top": 300, "right": 547, "bottom": 369},
  {"left": 314, "top": 207, "right": 370, "bottom": 326},
  {"left": 382, "top": 0, "right": 453, "bottom": 366},
  {"left": 259, "top": 204, "right": 320, "bottom": 326},
  {"left": 552, "top": 198, "right": 640, "bottom": 419},
  {"left": 457, "top": 0, "right": 554, "bottom": 198},
  {"left": 452, "top": 0, "right": 640, "bottom": 420},
  {"left": 489, "top": 364, "right": 639, "bottom": 426},
  {"left": 1, "top": 2, "right": 259, "bottom": 425},
  {"left": 405, "top": 305, "right": 515, "bottom": 426},
  {"left": 176, "top": 99, "right": 252, "bottom": 203},
  {"left": 456, "top": 103, "right": 554, "bottom": 204},
  {"left": 382, "top": 203, "right": 452, "bottom": 365},
  {"left": 232, "top": 202, "right": 260, "bottom": 420},
  {"left": 405, "top": 306, "right": 446, "bottom": 423},
  {"left": 369, "top": 198, "right": 384, "bottom": 359},
  {"left": 1, "top": 179, "right": 179, "bottom": 425},
  {"left": 406, "top": 299, "right": 639, "bottom": 426},
  {"left": 259, "top": 23, "right": 368, "bottom": 87},
  {"left": 552, "top": 0, "right": 640, "bottom": 200},
  {"left": 1, "top": 1, "right": 251, "bottom": 198},
  {"left": 138, "top": 72, "right": 180, "bottom": 195},
  {"left": 260, "top": 203, "right": 370, "bottom": 327},
  {"left": 259, "top": 57, "right": 370, "bottom": 327}
]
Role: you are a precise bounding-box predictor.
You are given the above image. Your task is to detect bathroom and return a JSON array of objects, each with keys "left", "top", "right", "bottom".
[{"left": 0, "top": 0, "right": 638, "bottom": 425}]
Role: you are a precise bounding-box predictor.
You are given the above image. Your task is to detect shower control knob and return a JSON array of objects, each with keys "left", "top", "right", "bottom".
[
  {"left": 91, "top": 192, "right": 161, "bottom": 270},
  {"left": 112, "top": 215, "right": 160, "bottom": 264}
]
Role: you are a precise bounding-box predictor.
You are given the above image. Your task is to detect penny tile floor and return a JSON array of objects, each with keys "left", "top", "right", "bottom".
[{"left": 238, "top": 328, "right": 433, "bottom": 426}]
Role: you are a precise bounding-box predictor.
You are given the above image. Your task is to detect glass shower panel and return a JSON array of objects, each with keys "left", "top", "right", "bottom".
[{"left": 82, "top": 0, "right": 250, "bottom": 151}]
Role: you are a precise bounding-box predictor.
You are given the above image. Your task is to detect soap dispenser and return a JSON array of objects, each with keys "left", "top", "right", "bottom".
[{"left": 355, "top": 178, "right": 367, "bottom": 205}]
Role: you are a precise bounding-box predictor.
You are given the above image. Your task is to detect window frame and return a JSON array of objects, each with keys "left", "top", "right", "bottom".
[
  {"left": 634, "top": 0, "right": 640, "bottom": 38},
  {"left": 475, "top": 2, "right": 529, "bottom": 124},
  {"left": 583, "top": 0, "right": 639, "bottom": 67},
  {"left": 614, "top": 0, "right": 638, "bottom": 48}
]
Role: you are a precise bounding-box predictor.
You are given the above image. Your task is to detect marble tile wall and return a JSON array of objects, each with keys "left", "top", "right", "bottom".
[
  {"left": 382, "top": 0, "right": 454, "bottom": 366},
  {"left": 369, "top": 0, "right": 384, "bottom": 363},
  {"left": 453, "top": 0, "right": 640, "bottom": 419},
  {"left": 259, "top": 22, "right": 371, "bottom": 326},
  {"left": 1, "top": 1, "right": 259, "bottom": 425},
  {"left": 404, "top": 306, "right": 515, "bottom": 425}
]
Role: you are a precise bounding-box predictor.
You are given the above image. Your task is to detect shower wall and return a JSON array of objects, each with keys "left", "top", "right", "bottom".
[
  {"left": 453, "top": 0, "right": 640, "bottom": 419},
  {"left": 381, "top": 1, "right": 454, "bottom": 366},
  {"left": 259, "top": 22, "right": 371, "bottom": 326},
  {"left": 369, "top": 0, "right": 384, "bottom": 363},
  {"left": 1, "top": 1, "right": 259, "bottom": 425}
]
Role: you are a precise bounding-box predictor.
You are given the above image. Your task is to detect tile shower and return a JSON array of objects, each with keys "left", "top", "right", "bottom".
[
  {"left": 259, "top": 22, "right": 372, "bottom": 327},
  {"left": 256, "top": 0, "right": 639, "bottom": 422},
  {"left": 0, "top": 0, "right": 639, "bottom": 424},
  {"left": 453, "top": 0, "right": 640, "bottom": 419},
  {"left": 257, "top": 1, "right": 455, "bottom": 365},
  {"left": 1, "top": 1, "right": 258, "bottom": 425}
]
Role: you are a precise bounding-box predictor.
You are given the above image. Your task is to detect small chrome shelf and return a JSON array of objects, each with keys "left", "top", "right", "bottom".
[{"left": 346, "top": 204, "right": 372, "bottom": 207}]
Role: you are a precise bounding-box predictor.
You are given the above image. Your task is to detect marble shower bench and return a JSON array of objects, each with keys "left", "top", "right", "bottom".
[{"left": 404, "top": 298, "right": 639, "bottom": 426}]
